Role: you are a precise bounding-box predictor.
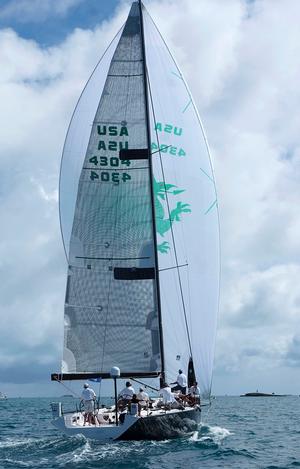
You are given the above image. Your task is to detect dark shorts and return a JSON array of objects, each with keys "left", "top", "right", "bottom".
[{"left": 171, "top": 385, "right": 186, "bottom": 395}]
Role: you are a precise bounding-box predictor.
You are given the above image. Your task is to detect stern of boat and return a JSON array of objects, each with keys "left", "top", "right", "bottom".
[
  {"left": 50, "top": 401, "right": 201, "bottom": 442},
  {"left": 50, "top": 402, "right": 141, "bottom": 442}
]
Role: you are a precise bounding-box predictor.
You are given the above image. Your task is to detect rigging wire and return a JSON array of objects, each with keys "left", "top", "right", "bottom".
[
  {"left": 139, "top": 0, "right": 166, "bottom": 384},
  {"left": 145, "top": 7, "right": 222, "bottom": 397},
  {"left": 146, "top": 69, "right": 193, "bottom": 361},
  {"left": 53, "top": 377, "right": 81, "bottom": 400},
  {"left": 130, "top": 377, "right": 159, "bottom": 392},
  {"left": 98, "top": 379, "right": 102, "bottom": 405},
  {"left": 201, "top": 398, "right": 212, "bottom": 425}
]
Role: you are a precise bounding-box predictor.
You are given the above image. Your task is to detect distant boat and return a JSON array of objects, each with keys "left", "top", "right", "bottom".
[
  {"left": 0, "top": 392, "right": 7, "bottom": 400},
  {"left": 240, "top": 392, "right": 288, "bottom": 397}
]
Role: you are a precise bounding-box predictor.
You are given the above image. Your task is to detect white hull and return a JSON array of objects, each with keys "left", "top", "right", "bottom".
[
  {"left": 52, "top": 412, "right": 138, "bottom": 441},
  {"left": 52, "top": 405, "right": 201, "bottom": 442}
]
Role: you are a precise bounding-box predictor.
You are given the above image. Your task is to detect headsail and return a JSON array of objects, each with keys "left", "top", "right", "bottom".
[
  {"left": 59, "top": 2, "right": 162, "bottom": 378},
  {"left": 143, "top": 8, "right": 220, "bottom": 398}
]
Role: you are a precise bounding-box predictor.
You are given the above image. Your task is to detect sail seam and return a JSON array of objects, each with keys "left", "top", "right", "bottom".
[
  {"left": 82, "top": 167, "right": 149, "bottom": 171},
  {"left": 108, "top": 73, "right": 143, "bottom": 77},
  {"left": 112, "top": 59, "right": 143, "bottom": 63},
  {"left": 75, "top": 256, "right": 150, "bottom": 260}
]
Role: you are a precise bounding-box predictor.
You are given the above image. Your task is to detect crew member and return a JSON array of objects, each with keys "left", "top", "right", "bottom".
[
  {"left": 171, "top": 369, "right": 187, "bottom": 394},
  {"left": 81, "top": 383, "right": 96, "bottom": 425},
  {"left": 117, "top": 381, "right": 135, "bottom": 410}
]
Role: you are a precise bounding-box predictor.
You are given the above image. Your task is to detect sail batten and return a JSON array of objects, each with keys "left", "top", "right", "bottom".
[{"left": 51, "top": 372, "right": 159, "bottom": 381}]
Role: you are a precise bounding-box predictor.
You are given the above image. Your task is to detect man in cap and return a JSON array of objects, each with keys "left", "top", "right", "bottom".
[
  {"left": 137, "top": 387, "right": 149, "bottom": 404},
  {"left": 117, "top": 381, "right": 135, "bottom": 410},
  {"left": 188, "top": 381, "right": 201, "bottom": 405},
  {"left": 81, "top": 383, "right": 96, "bottom": 425},
  {"left": 170, "top": 369, "right": 187, "bottom": 395},
  {"left": 137, "top": 387, "right": 150, "bottom": 414}
]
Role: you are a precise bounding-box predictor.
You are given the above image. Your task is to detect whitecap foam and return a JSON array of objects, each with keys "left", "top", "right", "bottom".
[
  {"left": 55, "top": 438, "right": 92, "bottom": 465},
  {"left": 54, "top": 439, "right": 151, "bottom": 466},
  {"left": 208, "top": 425, "right": 232, "bottom": 442},
  {"left": 0, "top": 437, "right": 37, "bottom": 449},
  {"left": 1, "top": 458, "right": 31, "bottom": 467},
  {"left": 189, "top": 424, "right": 232, "bottom": 444}
]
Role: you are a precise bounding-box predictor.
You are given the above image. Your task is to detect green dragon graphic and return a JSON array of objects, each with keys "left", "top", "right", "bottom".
[{"left": 153, "top": 178, "right": 191, "bottom": 254}]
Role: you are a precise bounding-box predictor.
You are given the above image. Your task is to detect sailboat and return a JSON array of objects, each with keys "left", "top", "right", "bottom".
[
  {"left": 0, "top": 392, "right": 7, "bottom": 400},
  {"left": 51, "top": 0, "right": 220, "bottom": 441}
]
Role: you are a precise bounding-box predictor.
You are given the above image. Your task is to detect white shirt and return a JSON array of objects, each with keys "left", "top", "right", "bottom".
[
  {"left": 119, "top": 385, "right": 135, "bottom": 399},
  {"left": 177, "top": 373, "right": 187, "bottom": 387},
  {"left": 137, "top": 391, "right": 149, "bottom": 402},
  {"left": 189, "top": 385, "right": 200, "bottom": 396},
  {"left": 81, "top": 388, "right": 96, "bottom": 401},
  {"left": 160, "top": 386, "right": 176, "bottom": 404}
]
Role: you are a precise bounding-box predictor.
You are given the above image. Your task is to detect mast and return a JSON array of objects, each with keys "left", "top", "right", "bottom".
[{"left": 138, "top": 0, "right": 165, "bottom": 385}]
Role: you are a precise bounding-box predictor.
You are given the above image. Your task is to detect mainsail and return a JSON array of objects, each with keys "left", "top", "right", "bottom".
[
  {"left": 55, "top": 1, "right": 220, "bottom": 398},
  {"left": 59, "top": 3, "right": 162, "bottom": 378}
]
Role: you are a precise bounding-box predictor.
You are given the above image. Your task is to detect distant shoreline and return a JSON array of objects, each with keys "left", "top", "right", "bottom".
[{"left": 240, "top": 392, "right": 292, "bottom": 397}]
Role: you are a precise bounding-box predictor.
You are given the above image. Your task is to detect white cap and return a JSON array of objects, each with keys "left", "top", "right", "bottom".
[{"left": 84, "top": 383, "right": 89, "bottom": 388}]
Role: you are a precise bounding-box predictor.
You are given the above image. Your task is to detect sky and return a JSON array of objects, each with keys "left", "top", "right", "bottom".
[{"left": 0, "top": 0, "right": 299, "bottom": 398}]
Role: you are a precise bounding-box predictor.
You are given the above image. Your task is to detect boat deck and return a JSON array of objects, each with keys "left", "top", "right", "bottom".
[
  {"left": 52, "top": 400, "right": 201, "bottom": 441},
  {"left": 65, "top": 402, "right": 197, "bottom": 429}
]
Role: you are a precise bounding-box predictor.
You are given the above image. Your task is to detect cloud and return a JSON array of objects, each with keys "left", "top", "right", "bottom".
[
  {"left": 284, "top": 335, "right": 300, "bottom": 368},
  {"left": 222, "top": 264, "right": 300, "bottom": 329},
  {"left": 0, "top": 3, "right": 131, "bottom": 394},
  {"left": 146, "top": 0, "right": 300, "bottom": 390},
  {"left": 0, "top": 0, "right": 300, "bottom": 395},
  {"left": 145, "top": 0, "right": 244, "bottom": 107},
  {"left": 0, "top": 0, "right": 85, "bottom": 23}
]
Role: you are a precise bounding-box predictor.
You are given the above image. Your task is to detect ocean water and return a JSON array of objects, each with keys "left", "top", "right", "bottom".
[{"left": 0, "top": 396, "right": 299, "bottom": 468}]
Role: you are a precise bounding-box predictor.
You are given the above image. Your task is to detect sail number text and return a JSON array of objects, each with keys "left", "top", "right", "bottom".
[
  {"left": 89, "top": 155, "right": 131, "bottom": 183},
  {"left": 89, "top": 156, "right": 130, "bottom": 167},
  {"left": 151, "top": 142, "right": 186, "bottom": 157},
  {"left": 152, "top": 122, "right": 186, "bottom": 157},
  {"left": 90, "top": 171, "right": 131, "bottom": 183}
]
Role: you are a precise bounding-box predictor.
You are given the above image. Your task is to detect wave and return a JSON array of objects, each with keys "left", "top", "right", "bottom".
[
  {"left": 189, "top": 424, "right": 232, "bottom": 445},
  {"left": 1, "top": 458, "right": 32, "bottom": 468}
]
